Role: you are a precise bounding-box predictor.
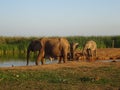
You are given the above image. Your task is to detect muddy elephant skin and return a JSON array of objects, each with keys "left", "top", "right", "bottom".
[{"left": 27, "top": 37, "right": 71, "bottom": 65}]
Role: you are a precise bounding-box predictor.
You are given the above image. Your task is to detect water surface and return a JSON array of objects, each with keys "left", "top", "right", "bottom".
[
  {"left": 0, "top": 59, "right": 58, "bottom": 67},
  {"left": 0, "top": 59, "right": 120, "bottom": 67}
]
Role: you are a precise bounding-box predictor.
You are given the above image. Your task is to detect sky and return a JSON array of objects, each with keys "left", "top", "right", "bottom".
[{"left": 0, "top": 0, "right": 120, "bottom": 37}]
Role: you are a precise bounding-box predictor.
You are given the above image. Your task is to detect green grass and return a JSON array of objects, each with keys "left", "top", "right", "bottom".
[
  {"left": 0, "top": 65, "right": 120, "bottom": 90},
  {"left": 1, "top": 36, "right": 120, "bottom": 53}
]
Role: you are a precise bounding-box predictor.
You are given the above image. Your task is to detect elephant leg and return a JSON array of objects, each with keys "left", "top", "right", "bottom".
[
  {"left": 36, "top": 56, "right": 44, "bottom": 65},
  {"left": 58, "top": 56, "right": 62, "bottom": 64},
  {"left": 86, "top": 49, "right": 90, "bottom": 61},
  {"left": 36, "top": 55, "right": 40, "bottom": 65},
  {"left": 41, "top": 57, "right": 45, "bottom": 65},
  {"left": 63, "top": 54, "right": 67, "bottom": 63},
  {"left": 36, "top": 50, "right": 44, "bottom": 65},
  {"left": 89, "top": 49, "right": 93, "bottom": 62},
  {"left": 36, "top": 59, "right": 39, "bottom": 65},
  {"left": 63, "top": 57, "right": 67, "bottom": 63}
]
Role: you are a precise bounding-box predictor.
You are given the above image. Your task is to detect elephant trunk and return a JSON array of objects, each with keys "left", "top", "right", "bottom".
[
  {"left": 70, "top": 47, "right": 74, "bottom": 60},
  {"left": 70, "top": 51, "right": 73, "bottom": 59},
  {"left": 27, "top": 49, "right": 30, "bottom": 66},
  {"left": 70, "top": 43, "right": 79, "bottom": 60}
]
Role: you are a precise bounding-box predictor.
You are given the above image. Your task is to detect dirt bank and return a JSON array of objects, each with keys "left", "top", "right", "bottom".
[{"left": 97, "top": 48, "right": 120, "bottom": 60}]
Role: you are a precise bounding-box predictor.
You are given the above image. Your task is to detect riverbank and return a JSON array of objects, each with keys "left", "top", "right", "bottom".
[
  {"left": 0, "top": 61, "right": 120, "bottom": 90},
  {"left": 0, "top": 48, "right": 120, "bottom": 90},
  {"left": 0, "top": 60, "right": 120, "bottom": 70}
]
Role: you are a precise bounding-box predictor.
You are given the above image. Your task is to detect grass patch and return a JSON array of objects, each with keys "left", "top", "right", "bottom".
[{"left": 0, "top": 64, "right": 120, "bottom": 90}]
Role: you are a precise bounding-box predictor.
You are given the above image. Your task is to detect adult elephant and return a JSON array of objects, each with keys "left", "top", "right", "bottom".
[
  {"left": 27, "top": 37, "right": 71, "bottom": 65},
  {"left": 82, "top": 40, "right": 97, "bottom": 61}
]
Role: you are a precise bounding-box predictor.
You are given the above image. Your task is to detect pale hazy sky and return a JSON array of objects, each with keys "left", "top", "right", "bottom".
[{"left": 0, "top": 0, "right": 120, "bottom": 37}]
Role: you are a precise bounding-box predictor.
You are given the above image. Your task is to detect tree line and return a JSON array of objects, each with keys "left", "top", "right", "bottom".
[{"left": 0, "top": 36, "right": 120, "bottom": 55}]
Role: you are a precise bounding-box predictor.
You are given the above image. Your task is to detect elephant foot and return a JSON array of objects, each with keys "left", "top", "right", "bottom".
[
  {"left": 58, "top": 59, "right": 62, "bottom": 64},
  {"left": 35, "top": 62, "right": 39, "bottom": 65},
  {"left": 41, "top": 60, "right": 45, "bottom": 65},
  {"left": 63, "top": 60, "right": 67, "bottom": 63}
]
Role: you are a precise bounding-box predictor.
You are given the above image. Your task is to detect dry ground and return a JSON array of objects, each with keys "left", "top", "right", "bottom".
[{"left": 97, "top": 48, "right": 120, "bottom": 60}]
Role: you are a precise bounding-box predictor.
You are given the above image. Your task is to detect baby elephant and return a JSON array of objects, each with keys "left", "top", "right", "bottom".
[{"left": 82, "top": 40, "right": 97, "bottom": 61}]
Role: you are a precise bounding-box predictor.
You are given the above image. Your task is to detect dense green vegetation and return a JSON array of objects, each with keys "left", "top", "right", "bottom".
[
  {"left": 67, "top": 36, "right": 120, "bottom": 49},
  {"left": 0, "top": 63, "right": 120, "bottom": 90},
  {"left": 0, "top": 36, "right": 120, "bottom": 56}
]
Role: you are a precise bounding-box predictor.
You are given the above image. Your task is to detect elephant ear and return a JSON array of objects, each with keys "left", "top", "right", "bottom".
[
  {"left": 35, "top": 41, "right": 42, "bottom": 50},
  {"left": 74, "top": 43, "right": 79, "bottom": 49},
  {"left": 72, "top": 42, "right": 79, "bottom": 50},
  {"left": 31, "top": 40, "right": 42, "bottom": 51}
]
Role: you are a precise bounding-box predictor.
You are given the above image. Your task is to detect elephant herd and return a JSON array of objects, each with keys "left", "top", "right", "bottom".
[{"left": 27, "top": 37, "right": 97, "bottom": 65}]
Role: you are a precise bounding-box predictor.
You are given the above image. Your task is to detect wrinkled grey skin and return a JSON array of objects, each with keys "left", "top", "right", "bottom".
[
  {"left": 82, "top": 40, "right": 97, "bottom": 60},
  {"left": 27, "top": 37, "right": 71, "bottom": 65}
]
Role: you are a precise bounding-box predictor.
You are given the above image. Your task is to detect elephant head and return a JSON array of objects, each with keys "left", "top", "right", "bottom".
[
  {"left": 27, "top": 37, "right": 71, "bottom": 65},
  {"left": 26, "top": 40, "right": 42, "bottom": 65}
]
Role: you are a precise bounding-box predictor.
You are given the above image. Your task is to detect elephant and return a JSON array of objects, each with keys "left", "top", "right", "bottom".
[
  {"left": 70, "top": 42, "right": 79, "bottom": 60},
  {"left": 82, "top": 40, "right": 97, "bottom": 61},
  {"left": 27, "top": 37, "right": 71, "bottom": 65}
]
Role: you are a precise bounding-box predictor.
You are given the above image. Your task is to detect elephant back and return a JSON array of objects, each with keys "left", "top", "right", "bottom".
[
  {"left": 84, "top": 40, "right": 97, "bottom": 50},
  {"left": 59, "top": 38, "right": 70, "bottom": 48}
]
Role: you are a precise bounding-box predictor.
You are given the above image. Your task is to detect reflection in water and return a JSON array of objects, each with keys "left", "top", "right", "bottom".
[
  {"left": 0, "top": 59, "right": 58, "bottom": 67},
  {"left": 0, "top": 54, "right": 58, "bottom": 67},
  {"left": 0, "top": 59, "right": 120, "bottom": 67},
  {"left": 0, "top": 59, "right": 34, "bottom": 67}
]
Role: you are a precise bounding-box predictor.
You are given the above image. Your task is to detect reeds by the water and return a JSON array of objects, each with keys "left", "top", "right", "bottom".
[{"left": 0, "top": 36, "right": 120, "bottom": 56}]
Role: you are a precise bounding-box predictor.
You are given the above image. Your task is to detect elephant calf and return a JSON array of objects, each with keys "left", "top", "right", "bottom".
[{"left": 82, "top": 40, "right": 97, "bottom": 61}]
